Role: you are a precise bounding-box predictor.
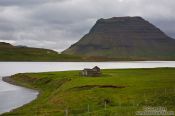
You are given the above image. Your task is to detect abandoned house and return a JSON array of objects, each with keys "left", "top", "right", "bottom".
[{"left": 81, "top": 66, "right": 101, "bottom": 77}]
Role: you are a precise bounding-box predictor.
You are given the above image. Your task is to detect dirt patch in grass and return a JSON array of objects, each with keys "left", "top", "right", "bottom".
[{"left": 70, "top": 85, "right": 126, "bottom": 91}]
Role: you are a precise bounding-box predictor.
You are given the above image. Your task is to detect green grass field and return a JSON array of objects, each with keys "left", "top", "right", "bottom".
[
  {"left": 0, "top": 42, "right": 83, "bottom": 61},
  {"left": 2, "top": 68, "right": 175, "bottom": 116},
  {"left": 1, "top": 42, "right": 175, "bottom": 61},
  {"left": 0, "top": 47, "right": 83, "bottom": 61}
]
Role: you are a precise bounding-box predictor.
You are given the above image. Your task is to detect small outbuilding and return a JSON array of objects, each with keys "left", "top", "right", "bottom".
[{"left": 81, "top": 66, "right": 101, "bottom": 77}]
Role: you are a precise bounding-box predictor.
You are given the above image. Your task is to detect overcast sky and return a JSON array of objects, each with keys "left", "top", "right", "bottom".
[{"left": 0, "top": 0, "right": 175, "bottom": 52}]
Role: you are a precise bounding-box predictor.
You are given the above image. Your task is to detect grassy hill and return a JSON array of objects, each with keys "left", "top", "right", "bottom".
[
  {"left": 0, "top": 42, "right": 82, "bottom": 61},
  {"left": 2, "top": 68, "right": 175, "bottom": 116}
]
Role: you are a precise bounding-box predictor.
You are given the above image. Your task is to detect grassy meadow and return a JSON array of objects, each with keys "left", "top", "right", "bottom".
[
  {"left": 0, "top": 42, "right": 82, "bottom": 61},
  {"left": 2, "top": 68, "right": 175, "bottom": 116},
  {"left": 0, "top": 47, "right": 83, "bottom": 61}
]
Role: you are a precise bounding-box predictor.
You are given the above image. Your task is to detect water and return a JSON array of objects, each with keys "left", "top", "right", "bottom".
[
  {"left": 0, "top": 61, "right": 175, "bottom": 114},
  {"left": 0, "top": 79, "right": 38, "bottom": 114}
]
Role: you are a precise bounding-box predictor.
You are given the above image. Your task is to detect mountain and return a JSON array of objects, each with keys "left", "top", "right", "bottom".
[
  {"left": 0, "top": 42, "right": 82, "bottom": 61},
  {"left": 63, "top": 16, "right": 175, "bottom": 60}
]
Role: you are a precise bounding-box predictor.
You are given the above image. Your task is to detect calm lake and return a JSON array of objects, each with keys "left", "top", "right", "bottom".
[{"left": 0, "top": 61, "right": 175, "bottom": 114}]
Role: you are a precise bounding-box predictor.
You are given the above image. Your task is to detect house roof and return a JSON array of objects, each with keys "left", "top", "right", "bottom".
[
  {"left": 93, "top": 66, "right": 100, "bottom": 69},
  {"left": 93, "top": 66, "right": 100, "bottom": 71},
  {"left": 83, "top": 66, "right": 100, "bottom": 73},
  {"left": 82, "top": 67, "right": 101, "bottom": 77}
]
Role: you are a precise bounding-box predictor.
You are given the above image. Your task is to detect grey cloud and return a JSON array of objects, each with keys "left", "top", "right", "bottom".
[
  {"left": 0, "top": 0, "right": 175, "bottom": 52},
  {"left": 0, "top": 0, "right": 66, "bottom": 7}
]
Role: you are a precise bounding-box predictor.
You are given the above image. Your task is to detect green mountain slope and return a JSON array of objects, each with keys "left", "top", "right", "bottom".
[
  {"left": 0, "top": 42, "right": 82, "bottom": 61},
  {"left": 63, "top": 17, "right": 175, "bottom": 60}
]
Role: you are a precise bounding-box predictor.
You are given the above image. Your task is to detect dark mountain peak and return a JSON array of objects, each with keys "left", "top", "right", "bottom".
[
  {"left": 97, "top": 16, "right": 144, "bottom": 22},
  {"left": 95, "top": 16, "right": 146, "bottom": 25},
  {"left": 63, "top": 16, "right": 175, "bottom": 60},
  {"left": 89, "top": 16, "right": 152, "bottom": 34}
]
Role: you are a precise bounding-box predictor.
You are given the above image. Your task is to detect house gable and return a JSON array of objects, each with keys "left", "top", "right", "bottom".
[{"left": 81, "top": 66, "right": 101, "bottom": 77}]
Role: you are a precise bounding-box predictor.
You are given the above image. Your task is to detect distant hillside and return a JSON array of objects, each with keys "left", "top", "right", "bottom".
[
  {"left": 63, "top": 16, "right": 175, "bottom": 60},
  {"left": 0, "top": 42, "right": 82, "bottom": 61}
]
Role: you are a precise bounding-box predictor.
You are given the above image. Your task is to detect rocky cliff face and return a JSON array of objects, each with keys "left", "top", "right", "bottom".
[{"left": 63, "top": 16, "right": 175, "bottom": 60}]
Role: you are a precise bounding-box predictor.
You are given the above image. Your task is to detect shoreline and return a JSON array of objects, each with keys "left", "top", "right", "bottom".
[
  {"left": 0, "top": 60, "right": 175, "bottom": 62},
  {"left": 2, "top": 76, "right": 16, "bottom": 86},
  {"left": 2, "top": 76, "right": 39, "bottom": 93},
  {"left": 1, "top": 76, "right": 39, "bottom": 115}
]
